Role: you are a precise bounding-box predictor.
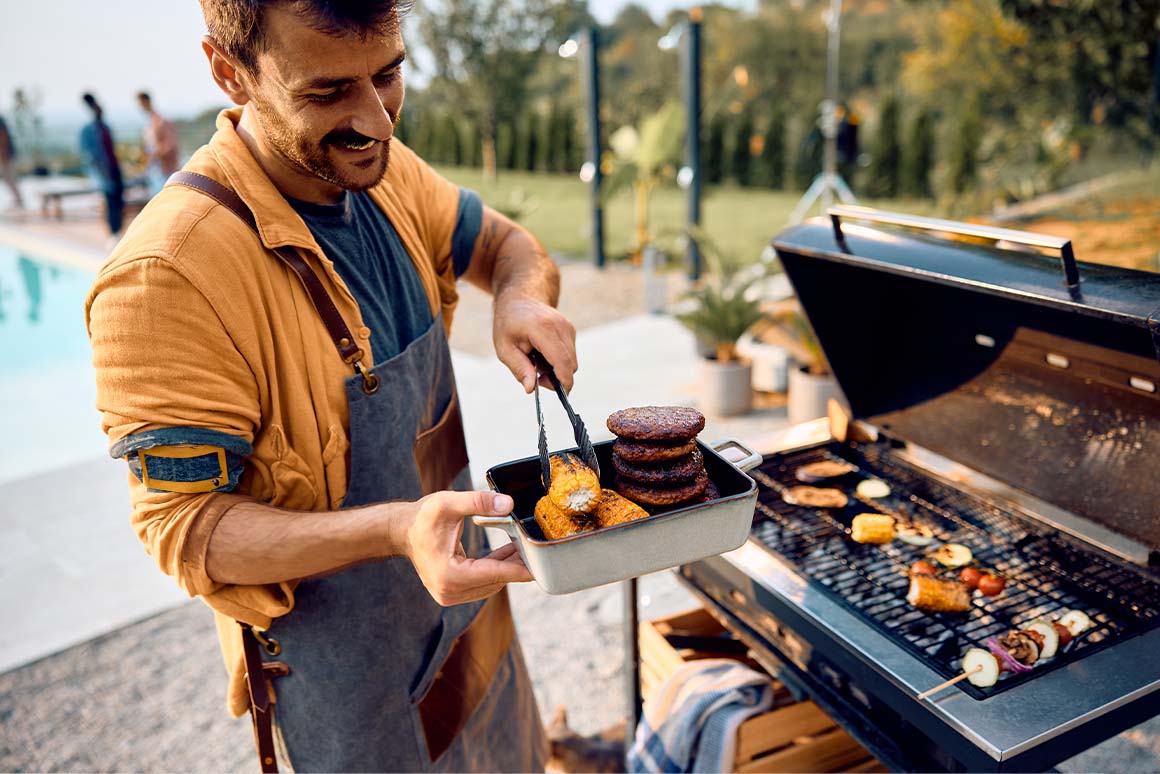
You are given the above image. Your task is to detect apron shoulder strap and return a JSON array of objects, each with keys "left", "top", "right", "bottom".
[{"left": 166, "top": 171, "right": 379, "bottom": 394}]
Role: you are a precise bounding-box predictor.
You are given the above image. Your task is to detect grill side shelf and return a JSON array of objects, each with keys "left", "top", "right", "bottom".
[{"left": 748, "top": 441, "right": 1160, "bottom": 700}]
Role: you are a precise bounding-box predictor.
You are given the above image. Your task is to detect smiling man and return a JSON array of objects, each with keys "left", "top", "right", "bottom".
[{"left": 85, "top": 1, "right": 575, "bottom": 771}]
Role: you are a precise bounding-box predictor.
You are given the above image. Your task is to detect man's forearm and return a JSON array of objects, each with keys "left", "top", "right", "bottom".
[
  {"left": 491, "top": 228, "right": 560, "bottom": 307},
  {"left": 205, "top": 499, "right": 410, "bottom": 585}
]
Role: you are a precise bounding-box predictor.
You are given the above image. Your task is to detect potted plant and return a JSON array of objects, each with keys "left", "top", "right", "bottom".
[
  {"left": 767, "top": 300, "right": 844, "bottom": 425},
  {"left": 675, "top": 244, "right": 765, "bottom": 416}
]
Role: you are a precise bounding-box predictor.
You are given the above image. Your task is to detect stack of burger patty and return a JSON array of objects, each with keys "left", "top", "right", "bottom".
[{"left": 607, "top": 406, "right": 719, "bottom": 509}]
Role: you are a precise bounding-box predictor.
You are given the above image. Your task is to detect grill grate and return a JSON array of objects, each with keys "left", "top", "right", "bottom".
[{"left": 749, "top": 441, "right": 1160, "bottom": 699}]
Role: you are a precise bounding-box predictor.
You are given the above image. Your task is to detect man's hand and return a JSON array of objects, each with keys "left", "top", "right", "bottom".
[
  {"left": 403, "top": 490, "right": 532, "bottom": 606},
  {"left": 493, "top": 293, "right": 578, "bottom": 393}
]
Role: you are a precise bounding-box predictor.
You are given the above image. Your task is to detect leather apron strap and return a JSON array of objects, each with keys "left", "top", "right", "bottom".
[
  {"left": 241, "top": 622, "right": 289, "bottom": 773},
  {"left": 166, "top": 171, "right": 380, "bottom": 395}
]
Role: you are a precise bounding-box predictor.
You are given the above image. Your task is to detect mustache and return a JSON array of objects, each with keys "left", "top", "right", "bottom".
[{"left": 323, "top": 129, "right": 382, "bottom": 147}]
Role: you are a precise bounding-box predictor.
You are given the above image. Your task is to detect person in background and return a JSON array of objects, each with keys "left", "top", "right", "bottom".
[
  {"left": 0, "top": 115, "right": 24, "bottom": 210},
  {"left": 79, "top": 93, "right": 125, "bottom": 243},
  {"left": 136, "top": 91, "right": 180, "bottom": 195}
]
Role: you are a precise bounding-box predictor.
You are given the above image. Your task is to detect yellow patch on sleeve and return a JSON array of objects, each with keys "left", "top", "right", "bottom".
[{"left": 138, "top": 444, "right": 229, "bottom": 494}]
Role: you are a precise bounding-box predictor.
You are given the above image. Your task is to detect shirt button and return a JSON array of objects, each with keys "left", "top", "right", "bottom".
[{"left": 358, "top": 326, "right": 371, "bottom": 339}]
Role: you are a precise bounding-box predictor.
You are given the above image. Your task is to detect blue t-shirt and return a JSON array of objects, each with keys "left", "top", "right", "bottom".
[{"left": 287, "top": 189, "right": 481, "bottom": 363}]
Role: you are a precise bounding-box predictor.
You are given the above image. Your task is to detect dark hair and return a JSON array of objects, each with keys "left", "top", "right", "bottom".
[
  {"left": 199, "top": 0, "right": 411, "bottom": 72},
  {"left": 137, "top": 91, "right": 152, "bottom": 106},
  {"left": 82, "top": 93, "right": 102, "bottom": 117}
]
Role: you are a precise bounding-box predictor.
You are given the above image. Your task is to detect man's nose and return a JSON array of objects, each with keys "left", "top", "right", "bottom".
[{"left": 349, "top": 83, "right": 394, "bottom": 142}]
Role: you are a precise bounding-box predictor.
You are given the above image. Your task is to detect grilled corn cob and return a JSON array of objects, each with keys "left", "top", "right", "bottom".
[
  {"left": 851, "top": 513, "right": 895, "bottom": 544},
  {"left": 592, "top": 489, "right": 649, "bottom": 528},
  {"left": 906, "top": 575, "right": 971, "bottom": 613},
  {"left": 548, "top": 453, "right": 601, "bottom": 516},
  {"left": 534, "top": 495, "right": 595, "bottom": 540}
]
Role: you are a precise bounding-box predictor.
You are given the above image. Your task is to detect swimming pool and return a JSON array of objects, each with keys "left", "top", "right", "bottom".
[{"left": 0, "top": 242, "right": 107, "bottom": 484}]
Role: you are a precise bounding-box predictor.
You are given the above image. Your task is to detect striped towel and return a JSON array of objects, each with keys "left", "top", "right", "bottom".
[{"left": 628, "top": 658, "right": 774, "bottom": 773}]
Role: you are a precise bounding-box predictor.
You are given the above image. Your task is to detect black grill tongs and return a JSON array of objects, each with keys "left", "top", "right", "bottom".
[{"left": 531, "top": 349, "right": 600, "bottom": 492}]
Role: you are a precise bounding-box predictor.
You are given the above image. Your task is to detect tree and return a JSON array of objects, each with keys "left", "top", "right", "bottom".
[
  {"left": 754, "top": 111, "right": 786, "bottom": 190},
  {"left": 416, "top": 0, "right": 589, "bottom": 182},
  {"left": 702, "top": 113, "right": 727, "bottom": 185},
  {"left": 536, "top": 105, "right": 554, "bottom": 171},
  {"left": 438, "top": 114, "right": 462, "bottom": 166},
  {"left": 516, "top": 111, "right": 540, "bottom": 172},
  {"left": 728, "top": 109, "right": 755, "bottom": 186},
  {"left": 602, "top": 102, "right": 686, "bottom": 258},
  {"left": 866, "top": 96, "right": 901, "bottom": 198},
  {"left": 999, "top": 0, "right": 1160, "bottom": 145},
  {"left": 948, "top": 100, "right": 982, "bottom": 195},
  {"left": 902, "top": 109, "right": 935, "bottom": 198},
  {"left": 496, "top": 122, "right": 515, "bottom": 170}
]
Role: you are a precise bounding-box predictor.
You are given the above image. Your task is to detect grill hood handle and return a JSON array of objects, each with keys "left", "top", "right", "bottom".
[{"left": 828, "top": 205, "right": 1081, "bottom": 297}]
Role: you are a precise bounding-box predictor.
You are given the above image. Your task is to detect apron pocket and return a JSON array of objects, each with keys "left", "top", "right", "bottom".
[
  {"left": 411, "top": 591, "right": 515, "bottom": 763},
  {"left": 413, "top": 390, "right": 469, "bottom": 496}
]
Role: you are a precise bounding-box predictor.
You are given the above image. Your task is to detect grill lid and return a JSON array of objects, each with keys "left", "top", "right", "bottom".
[{"left": 772, "top": 207, "right": 1160, "bottom": 555}]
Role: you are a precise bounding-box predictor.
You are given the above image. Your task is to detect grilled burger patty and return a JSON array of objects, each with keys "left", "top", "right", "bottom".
[
  {"left": 606, "top": 406, "right": 706, "bottom": 441},
  {"left": 692, "top": 479, "right": 721, "bottom": 504},
  {"left": 795, "top": 459, "right": 856, "bottom": 482},
  {"left": 611, "top": 448, "right": 705, "bottom": 484},
  {"left": 782, "top": 485, "right": 849, "bottom": 509},
  {"left": 616, "top": 468, "right": 710, "bottom": 506},
  {"left": 612, "top": 437, "right": 698, "bottom": 463}
]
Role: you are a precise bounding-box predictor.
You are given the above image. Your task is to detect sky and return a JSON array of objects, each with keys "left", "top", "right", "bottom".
[{"left": 0, "top": 0, "right": 755, "bottom": 129}]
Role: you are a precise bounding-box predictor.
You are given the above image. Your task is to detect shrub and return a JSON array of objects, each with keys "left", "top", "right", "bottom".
[
  {"left": 902, "top": 109, "right": 935, "bottom": 198},
  {"left": 866, "top": 95, "right": 901, "bottom": 197}
]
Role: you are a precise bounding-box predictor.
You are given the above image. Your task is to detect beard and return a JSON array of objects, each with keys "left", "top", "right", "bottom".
[{"left": 255, "top": 97, "right": 392, "bottom": 192}]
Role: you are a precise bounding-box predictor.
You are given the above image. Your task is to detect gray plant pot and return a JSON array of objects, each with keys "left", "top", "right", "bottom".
[
  {"left": 700, "top": 358, "right": 753, "bottom": 417},
  {"left": 787, "top": 364, "right": 842, "bottom": 425}
]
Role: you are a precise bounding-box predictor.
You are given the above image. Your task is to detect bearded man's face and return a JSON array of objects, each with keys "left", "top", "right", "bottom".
[{"left": 244, "top": 5, "right": 405, "bottom": 193}]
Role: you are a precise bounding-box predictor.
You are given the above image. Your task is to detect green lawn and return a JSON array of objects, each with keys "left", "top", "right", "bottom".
[{"left": 435, "top": 165, "right": 935, "bottom": 267}]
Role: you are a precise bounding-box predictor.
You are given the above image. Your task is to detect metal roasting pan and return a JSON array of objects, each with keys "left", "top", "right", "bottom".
[{"left": 476, "top": 438, "right": 762, "bottom": 594}]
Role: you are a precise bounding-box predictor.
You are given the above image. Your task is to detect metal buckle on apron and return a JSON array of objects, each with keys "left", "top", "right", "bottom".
[
  {"left": 341, "top": 341, "right": 381, "bottom": 395},
  {"left": 252, "top": 628, "right": 283, "bottom": 657}
]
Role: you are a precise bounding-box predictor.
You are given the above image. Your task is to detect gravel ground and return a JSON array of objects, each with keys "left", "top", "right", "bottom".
[{"left": 449, "top": 257, "right": 667, "bottom": 358}]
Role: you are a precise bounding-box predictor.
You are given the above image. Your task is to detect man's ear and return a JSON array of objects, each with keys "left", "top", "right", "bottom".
[{"left": 202, "top": 36, "right": 252, "bottom": 106}]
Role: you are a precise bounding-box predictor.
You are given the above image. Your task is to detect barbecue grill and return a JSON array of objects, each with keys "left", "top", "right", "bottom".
[{"left": 674, "top": 206, "right": 1160, "bottom": 771}]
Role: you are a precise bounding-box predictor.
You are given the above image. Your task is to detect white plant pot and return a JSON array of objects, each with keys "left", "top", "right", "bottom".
[
  {"left": 700, "top": 359, "right": 753, "bottom": 417},
  {"left": 736, "top": 333, "right": 789, "bottom": 393},
  {"left": 787, "top": 365, "right": 842, "bottom": 425}
]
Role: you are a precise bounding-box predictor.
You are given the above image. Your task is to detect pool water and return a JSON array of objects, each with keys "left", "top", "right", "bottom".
[{"left": 0, "top": 245, "right": 107, "bottom": 484}]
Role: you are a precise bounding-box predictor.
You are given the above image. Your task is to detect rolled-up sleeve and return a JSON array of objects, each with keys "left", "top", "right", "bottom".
[{"left": 86, "top": 256, "right": 290, "bottom": 625}]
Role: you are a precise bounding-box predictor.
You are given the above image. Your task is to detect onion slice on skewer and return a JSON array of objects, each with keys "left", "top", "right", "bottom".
[{"left": 985, "top": 636, "right": 1033, "bottom": 673}]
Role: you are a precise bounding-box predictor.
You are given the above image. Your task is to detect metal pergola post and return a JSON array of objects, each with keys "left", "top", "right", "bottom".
[
  {"left": 581, "top": 26, "right": 606, "bottom": 269},
  {"left": 682, "top": 11, "right": 703, "bottom": 280}
]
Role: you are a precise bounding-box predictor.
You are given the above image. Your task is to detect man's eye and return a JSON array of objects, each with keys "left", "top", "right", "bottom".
[
  {"left": 306, "top": 91, "right": 342, "bottom": 104},
  {"left": 373, "top": 70, "right": 401, "bottom": 87}
]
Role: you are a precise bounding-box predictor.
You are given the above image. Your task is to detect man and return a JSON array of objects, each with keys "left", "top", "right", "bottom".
[
  {"left": 85, "top": 1, "right": 577, "bottom": 771},
  {"left": 79, "top": 93, "right": 125, "bottom": 242},
  {"left": 0, "top": 115, "right": 24, "bottom": 210},
  {"left": 136, "top": 91, "right": 181, "bottom": 196}
]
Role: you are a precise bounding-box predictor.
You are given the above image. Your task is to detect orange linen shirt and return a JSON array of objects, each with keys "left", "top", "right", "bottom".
[{"left": 86, "top": 108, "right": 466, "bottom": 716}]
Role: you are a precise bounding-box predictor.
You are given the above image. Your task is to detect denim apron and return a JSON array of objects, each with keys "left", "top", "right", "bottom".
[
  {"left": 163, "top": 171, "right": 545, "bottom": 772},
  {"left": 260, "top": 316, "right": 546, "bottom": 772}
]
